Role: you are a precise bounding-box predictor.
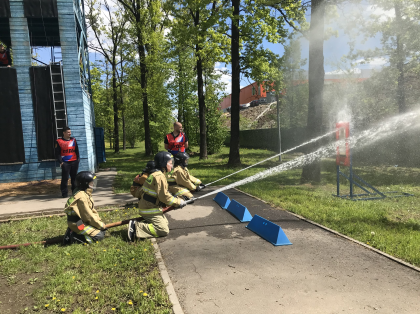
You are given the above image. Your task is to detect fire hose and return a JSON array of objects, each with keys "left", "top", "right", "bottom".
[{"left": 0, "top": 198, "right": 196, "bottom": 250}]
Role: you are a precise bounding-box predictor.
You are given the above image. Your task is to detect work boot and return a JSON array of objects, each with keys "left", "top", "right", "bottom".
[
  {"left": 127, "top": 220, "right": 136, "bottom": 242},
  {"left": 62, "top": 228, "right": 73, "bottom": 245}
]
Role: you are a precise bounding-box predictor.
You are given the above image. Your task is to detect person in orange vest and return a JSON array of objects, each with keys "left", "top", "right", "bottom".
[
  {"left": 164, "top": 122, "right": 188, "bottom": 155},
  {"left": 55, "top": 127, "right": 80, "bottom": 198},
  {"left": 0, "top": 44, "right": 11, "bottom": 67}
]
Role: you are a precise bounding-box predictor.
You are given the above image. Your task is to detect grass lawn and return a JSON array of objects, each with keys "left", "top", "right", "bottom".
[
  {"left": 0, "top": 206, "right": 172, "bottom": 314},
  {"left": 103, "top": 143, "right": 420, "bottom": 267}
]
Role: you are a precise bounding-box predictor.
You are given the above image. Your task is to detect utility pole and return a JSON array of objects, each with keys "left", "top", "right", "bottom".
[{"left": 276, "top": 93, "right": 282, "bottom": 162}]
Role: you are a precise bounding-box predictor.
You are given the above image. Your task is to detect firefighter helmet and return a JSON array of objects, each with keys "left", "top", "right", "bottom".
[
  {"left": 75, "top": 171, "right": 97, "bottom": 191},
  {"left": 154, "top": 151, "right": 174, "bottom": 171},
  {"left": 174, "top": 152, "right": 189, "bottom": 167}
]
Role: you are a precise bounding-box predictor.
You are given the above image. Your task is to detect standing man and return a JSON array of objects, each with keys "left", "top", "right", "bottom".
[
  {"left": 164, "top": 122, "right": 189, "bottom": 155},
  {"left": 0, "top": 44, "right": 12, "bottom": 67},
  {"left": 56, "top": 127, "right": 80, "bottom": 198}
]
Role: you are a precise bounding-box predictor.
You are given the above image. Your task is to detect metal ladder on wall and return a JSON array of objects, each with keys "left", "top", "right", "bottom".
[{"left": 49, "top": 62, "right": 68, "bottom": 139}]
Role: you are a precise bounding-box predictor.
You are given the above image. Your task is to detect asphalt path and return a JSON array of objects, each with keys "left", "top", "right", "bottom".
[{"left": 158, "top": 187, "right": 420, "bottom": 314}]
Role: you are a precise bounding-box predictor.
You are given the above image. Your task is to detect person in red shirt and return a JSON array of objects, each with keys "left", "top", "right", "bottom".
[
  {"left": 55, "top": 127, "right": 80, "bottom": 197},
  {"left": 164, "top": 122, "right": 189, "bottom": 155},
  {"left": 0, "top": 44, "right": 12, "bottom": 67}
]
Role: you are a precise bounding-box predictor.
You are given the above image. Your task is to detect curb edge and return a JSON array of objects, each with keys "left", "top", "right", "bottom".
[{"left": 151, "top": 238, "right": 185, "bottom": 314}]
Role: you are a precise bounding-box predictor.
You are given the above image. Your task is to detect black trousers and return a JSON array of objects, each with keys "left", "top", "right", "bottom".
[{"left": 61, "top": 160, "right": 79, "bottom": 196}]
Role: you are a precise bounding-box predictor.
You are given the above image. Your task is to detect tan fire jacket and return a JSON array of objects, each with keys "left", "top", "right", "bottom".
[
  {"left": 130, "top": 173, "right": 148, "bottom": 199},
  {"left": 168, "top": 166, "right": 202, "bottom": 189},
  {"left": 64, "top": 190, "right": 105, "bottom": 236},
  {"left": 138, "top": 170, "right": 182, "bottom": 216}
]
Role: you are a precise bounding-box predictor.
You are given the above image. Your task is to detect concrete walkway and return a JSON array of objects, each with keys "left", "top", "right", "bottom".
[
  {"left": 158, "top": 187, "right": 420, "bottom": 314},
  {"left": 0, "top": 170, "right": 136, "bottom": 217}
]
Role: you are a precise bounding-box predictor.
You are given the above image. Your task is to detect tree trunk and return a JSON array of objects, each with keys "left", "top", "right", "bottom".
[
  {"left": 132, "top": 0, "right": 152, "bottom": 156},
  {"left": 197, "top": 50, "right": 207, "bottom": 159},
  {"left": 138, "top": 39, "right": 152, "bottom": 156},
  {"left": 228, "top": 0, "right": 241, "bottom": 167},
  {"left": 395, "top": 2, "right": 406, "bottom": 113},
  {"left": 301, "top": 0, "right": 325, "bottom": 183},
  {"left": 112, "top": 63, "right": 120, "bottom": 153},
  {"left": 193, "top": 10, "right": 207, "bottom": 160},
  {"left": 122, "top": 112, "right": 126, "bottom": 150}
]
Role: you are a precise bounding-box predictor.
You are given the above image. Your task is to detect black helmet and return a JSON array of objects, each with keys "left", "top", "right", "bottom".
[
  {"left": 75, "top": 171, "right": 97, "bottom": 191},
  {"left": 142, "top": 161, "right": 155, "bottom": 173},
  {"left": 174, "top": 152, "right": 189, "bottom": 167},
  {"left": 154, "top": 151, "right": 174, "bottom": 171}
]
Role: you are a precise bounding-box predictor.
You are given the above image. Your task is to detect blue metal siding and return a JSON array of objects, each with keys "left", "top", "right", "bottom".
[{"left": 0, "top": 0, "right": 97, "bottom": 183}]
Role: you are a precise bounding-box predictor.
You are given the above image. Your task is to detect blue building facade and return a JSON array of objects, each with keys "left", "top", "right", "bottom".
[{"left": 0, "top": 0, "right": 98, "bottom": 182}]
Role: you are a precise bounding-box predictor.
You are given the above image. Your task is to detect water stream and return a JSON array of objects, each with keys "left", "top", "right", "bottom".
[{"left": 198, "top": 109, "right": 420, "bottom": 200}]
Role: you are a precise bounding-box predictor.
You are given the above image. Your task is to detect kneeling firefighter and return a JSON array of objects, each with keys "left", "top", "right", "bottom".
[
  {"left": 166, "top": 152, "right": 204, "bottom": 199},
  {"left": 127, "top": 152, "right": 187, "bottom": 241},
  {"left": 63, "top": 171, "right": 106, "bottom": 245},
  {"left": 130, "top": 161, "right": 155, "bottom": 199}
]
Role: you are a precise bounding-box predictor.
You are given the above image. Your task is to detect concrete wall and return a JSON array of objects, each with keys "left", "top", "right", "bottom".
[
  {"left": 225, "top": 127, "right": 420, "bottom": 168},
  {"left": 224, "top": 127, "right": 308, "bottom": 152}
]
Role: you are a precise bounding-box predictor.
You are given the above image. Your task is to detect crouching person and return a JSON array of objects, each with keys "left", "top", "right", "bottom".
[
  {"left": 127, "top": 152, "right": 187, "bottom": 241},
  {"left": 63, "top": 171, "right": 106, "bottom": 245},
  {"left": 166, "top": 152, "right": 204, "bottom": 199},
  {"left": 130, "top": 161, "right": 155, "bottom": 199}
]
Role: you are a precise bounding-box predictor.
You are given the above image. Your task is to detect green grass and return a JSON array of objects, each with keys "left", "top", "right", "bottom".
[
  {"left": 0, "top": 207, "right": 172, "bottom": 314},
  {"left": 103, "top": 143, "right": 420, "bottom": 267}
]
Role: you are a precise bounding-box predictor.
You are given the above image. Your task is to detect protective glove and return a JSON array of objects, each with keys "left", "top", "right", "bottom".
[
  {"left": 196, "top": 185, "right": 203, "bottom": 192},
  {"left": 178, "top": 200, "right": 187, "bottom": 208}
]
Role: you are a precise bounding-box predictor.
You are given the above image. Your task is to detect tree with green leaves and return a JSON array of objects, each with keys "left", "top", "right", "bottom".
[
  {"left": 116, "top": 0, "right": 171, "bottom": 155},
  {"left": 346, "top": 0, "right": 420, "bottom": 114},
  {"left": 169, "top": 0, "right": 230, "bottom": 159},
  {"left": 227, "top": 0, "right": 306, "bottom": 166},
  {"left": 86, "top": 0, "right": 128, "bottom": 153}
]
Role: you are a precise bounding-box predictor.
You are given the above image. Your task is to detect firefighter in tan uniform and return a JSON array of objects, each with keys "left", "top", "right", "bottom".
[
  {"left": 63, "top": 171, "right": 106, "bottom": 245},
  {"left": 166, "top": 152, "right": 204, "bottom": 199},
  {"left": 130, "top": 161, "right": 155, "bottom": 199},
  {"left": 127, "top": 152, "right": 187, "bottom": 241}
]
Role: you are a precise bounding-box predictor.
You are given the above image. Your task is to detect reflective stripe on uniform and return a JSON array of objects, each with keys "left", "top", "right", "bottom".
[
  {"left": 148, "top": 224, "right": 159, "bottom": 237},
  {"left": 77, "top": 225, "right": 95, "bottom": 243},
  {"left": 167, "top": 177, "right": 176, "bottom": 182},
  {"left": 138, "top": 208, "right": 162, "bottom": 215},
  {"left": 167, "top": 196, "right": 176, "bottom": 206},
  {"left": 142, "top": 187, "right": 157, "bottom": 196},
  {"left": 65, "top": 196, "right": 75, "bottom": 207},
  {"left": 194, "top": 179, "right": 201, "bottom": 185},
  {"left": 64, "top": 209, "right": 77, "bottom": 216},
  {"left": 175, "top": 188, "right": 190, "bottom": 196}
]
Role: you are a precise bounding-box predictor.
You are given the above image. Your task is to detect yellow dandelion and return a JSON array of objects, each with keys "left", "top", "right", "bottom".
[
  {"left": 52, "top": 297, "right": 56, "bottom": 300},
  {"left": 95, "top": 296, "right": 98, "bottom": 300},
  {"left": 143, "top": 293, "right": 148, "bottom": 297},
  {"left": 96, "top": 241, "right": 99, "bottom": 244},
  {"left": 139, "top": 290, "right": 143, "bottom": 293},
  {"left": 128, "top": 300, "right": 133, "bottom": 305},
  {"left": 72, "top": 276, "right": 75, "bottom": 279},
  {"left": 45, "top": 304, "right": 49, "bottom": 307},
  {"left": 144, "top": 249, "right": 147, "bottom": 251},
  {"left": 84, "top": 243, "right": 87, "bottom": 246},
  {"left": 57, "top": 300, "right": 60, "bottom": 302},
  {"left": 96, "top": 290, "right": 99, "bottom": 293},
  {"left": 114, "top": 264, "right": 117, "bottom": 266},
  {"left": 61, "top": 308, "right": 66, "bottom": 312},
  {"left": 103, "top": 250, "right": 106, "bottom": 252},
  {"left": 111, "top": 308, "right": 116, "bottom": 311},
  {"left": 132, "top": 258, "right": 135, "bottom": 260}
]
